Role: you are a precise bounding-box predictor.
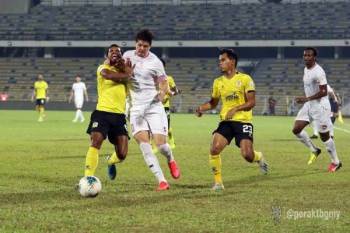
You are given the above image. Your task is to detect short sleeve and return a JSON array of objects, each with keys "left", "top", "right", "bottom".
[
  {"left": 211, "top": 79, "right": 220, "bottom": 99},
  {"left": 317, "top": 67, "right": 327, "bottom": 85},
  {"left": 154, "top": 59, "right": 167, "bottom": 81},
  {"left": 244, "top": 75, "right": 255, "bottom": 93},
  {"left": 97, "top": 64, "right": 107, "bottom": 76}
]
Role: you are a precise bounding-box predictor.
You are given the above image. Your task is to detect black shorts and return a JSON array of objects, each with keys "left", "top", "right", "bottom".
[
  {"left": 212, "top": 121, "right": 253, "bottom": 147},
  {"left": 86, "top": 110, "right": 129, "bottom": 144},
  {"left": 36, "top": 98, "right": 46, "bottom": 106},
  {"left": 164, "top": 107, "right": 171, "bottom": 129}
]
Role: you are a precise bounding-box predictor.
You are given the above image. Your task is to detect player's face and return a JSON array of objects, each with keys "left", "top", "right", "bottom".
[
  {"left": 136, "top": 40, "right": 150, "bottom": 57},
  {"left": 108, "top": 46, "right": 122, "bottom": 64},
  {"left": 219, "top": 53, "right": 235, "bottom": 73},
  {"left": 37, "top": 74, "right": 44, "bottom": 80},
  {"left": 76, "top": 77, "right": 81, "bottom": 82},
  {"left": 303, "top": 50, "right": 316, "bottom": 67}
]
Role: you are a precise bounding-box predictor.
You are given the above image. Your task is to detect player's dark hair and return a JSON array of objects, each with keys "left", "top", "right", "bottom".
[
  {"left": 219, "top": 48, "right": 238, "bottom": 67},
  {"left": 135, "top": 29, "right": 154, "bottom": 45},
  {"left": 304, "top": 47, "right": 318, "bottom": 57},
  {"left": 160, "top": 58, "right": 166, "bottom": 67},
  {"left": 105, "top": 44, "right": 120, "bottom": 57}
]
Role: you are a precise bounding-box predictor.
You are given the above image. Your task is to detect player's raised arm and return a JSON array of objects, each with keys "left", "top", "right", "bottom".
[{"left": 100, "top": 46, "right": 134, "bottom": 83}]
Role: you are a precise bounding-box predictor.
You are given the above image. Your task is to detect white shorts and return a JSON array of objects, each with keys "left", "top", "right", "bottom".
[
  {"left": 74, "top": 99, "right": 84, "bottom": 109},
  {"left": 129, "top": 102, "right": 168, "bottom": 136},
  {"left": 295, "top": 102, "right": 333, "bottom": 133}
]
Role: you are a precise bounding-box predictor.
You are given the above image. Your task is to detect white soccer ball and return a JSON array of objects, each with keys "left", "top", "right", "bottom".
[{"left": 78, "top": 176, "right": 102, "bottom": 198}]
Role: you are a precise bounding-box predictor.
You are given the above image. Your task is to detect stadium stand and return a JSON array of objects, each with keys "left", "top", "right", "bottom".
[
  {"left": 1, "top": 57, "right": 349, "bottom": 114},
  {"left": 1, "top": 1, "right": 350, "bottom": 40}
]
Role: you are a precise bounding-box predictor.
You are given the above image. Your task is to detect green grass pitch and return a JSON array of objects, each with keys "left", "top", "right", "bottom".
[{"left": 0, "top": 110, "right": 349, "bottom": 233}]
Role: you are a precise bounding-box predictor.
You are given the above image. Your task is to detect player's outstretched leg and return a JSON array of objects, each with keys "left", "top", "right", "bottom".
[
  {"left": 209, "top": 154, "right": 224, "bottom": 190},
  {"left": 158, "top": 143, "right": 180, "bottom": 179},
  {"left": 106, "top": 152, "right": 119, "bottom": 180},
  {"left": 140, "top": 142, "right": 169, "bottom": 191},
  {"left": 253, "top": 151, "right": 269, "bottom": 175}
]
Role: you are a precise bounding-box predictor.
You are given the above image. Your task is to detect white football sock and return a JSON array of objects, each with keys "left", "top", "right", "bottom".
[
  {"left": 296, "top": 130, "right": 318, "bottom": 152},
  {"left": 312, "top": 121, "right": 318, "bottom": 136},
  {"left": 73, "top": 110, "right": 79, "bottom": 121},
  {"left": 78, "top": 109, "right": 84, "bottom": 121},
  {"left": 158, "top": 143, "right": 174, "bottom": 163},
  {"left": 139, "top": 142, "right": 166, "bottom": 183},
  {"left": 324, "top": 138, "right": 340, "bottom": 164}
]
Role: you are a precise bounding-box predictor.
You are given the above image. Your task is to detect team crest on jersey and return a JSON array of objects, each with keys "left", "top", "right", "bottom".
[
  {"left": 236, "top": 80, "right": 242, "bottom": 87},
  {"left": 92, "top": 122, "right": 98, "bottom": 128}
]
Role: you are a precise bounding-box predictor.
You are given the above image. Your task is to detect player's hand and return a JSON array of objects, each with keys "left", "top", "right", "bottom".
[
  {"left": 46, "top": 96, "right": 50, "bottom": 102},
  {"left": 157, "top": 90, "right": 166, "bottom": 102},
  {"left": 195, "top": 107, "right": 203, "bottom": 117},
  {"left": 225, "top": 108, "right": 237, "bottom": 120},
  {"left": 295, "top": 96, "right": 308, "bottom": 104},
  {"left": 124, "top": 58, "right": 135, "bottom": 78}
]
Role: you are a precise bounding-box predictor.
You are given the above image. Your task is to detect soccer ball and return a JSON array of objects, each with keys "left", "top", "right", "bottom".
[{"left": 78, "top": 176, "right": 102, "bottom": 198}]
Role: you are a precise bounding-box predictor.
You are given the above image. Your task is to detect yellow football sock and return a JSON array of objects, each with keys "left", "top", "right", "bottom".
[
  {"left": 338, "top": 111, "right": 344, "bottom": 124},
  {"left": 107, "top": 151, "right": 121, "bottom": 165},
  {"left": 209, "top": 154, "right": 222, "bottom": 184},
  {"left": 253, "top": 151, "right": 262, "bottom": 162},
  {"left": 84, "top": 146, "right": 99, "bottom": 176},
  {"left": 168, "top": 127, "right": 175, "bottom": 146}
]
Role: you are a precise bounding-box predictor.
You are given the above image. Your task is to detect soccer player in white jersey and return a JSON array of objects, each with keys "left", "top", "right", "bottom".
[
  {"left": 69, "top": 75, "right": 89, "bottom": 123},
  {"left": 118, "top": 29, "right": 180, "bottom": 191},
  {"left": 292, "top": 47, "right": 342, "bottom": 172}
]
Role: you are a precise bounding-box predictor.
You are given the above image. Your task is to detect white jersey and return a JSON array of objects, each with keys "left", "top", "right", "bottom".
[
  {"left": 303, "top": 63, "right": 328, "bottom": 107},
  {"left": 297, "top": 63, "right": 332, "bottom": 133},
  {"left": 123, "top": 50, "right": 167, "bottom": 106},
  {"left": 72, "top": 82, "right": 86, "bottom": 101}
]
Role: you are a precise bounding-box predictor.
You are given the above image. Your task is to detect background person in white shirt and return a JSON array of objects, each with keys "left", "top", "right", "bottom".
[
  {"left": 292, "top": 47, "right": 341, "bottom": 172},
  {"left": 120, "top": 29, "right": 180, "bottom": 191},
  {"left": 69, "top": 75, "right": 89, "bottom": 122}
]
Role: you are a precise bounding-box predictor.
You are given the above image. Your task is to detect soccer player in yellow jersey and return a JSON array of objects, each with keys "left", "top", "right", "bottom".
[
  {"left": 195, "top": 49, "right": 268, "bottom": 190},
  {"left": 84, "top": 44, "right": 134, "bottom": 180},
  {"left": 31, "top": 74, "right": 48, "bottom": 122},
  {"left": 152, "top": 58, "right": 181, "bottom": 152}
]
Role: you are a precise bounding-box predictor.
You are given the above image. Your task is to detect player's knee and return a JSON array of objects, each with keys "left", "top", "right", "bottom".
[
  {"left": 319, "top": 133, "right": 330, "bottom": 142},
  {"left": 292, "top": 127, "right": 300, "bottom": 135},
  {"left": 117, "top": 152, "right": 127, "bottom": 161},
  {"left": 210, "top": 144, "right": 222, "bottom": 155},
  {"left": 90, "top": 134, "right": 104, "bottom": 149},
  {"left": 241, "top": 150, "right": 254, "bottom": 163}
]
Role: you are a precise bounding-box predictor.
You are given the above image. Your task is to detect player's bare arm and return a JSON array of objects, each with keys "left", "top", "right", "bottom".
[
  {"left": 295, "top": 84, "right": 327, "bottom": 104},
  {"left": 100, "top": 60, "right": 134, "bottom": 83},
  {"left": 225, "top": 91, "right": 256, "bottom": 120},
  {"left": 84, "top": 90, "right": 89, "bottom": 102},
  {"left": 195, "top": 97, "right": 220, "bottom": 117},
  {"left": 158, "top": 78, "right": 169, "bottom": 102}
]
